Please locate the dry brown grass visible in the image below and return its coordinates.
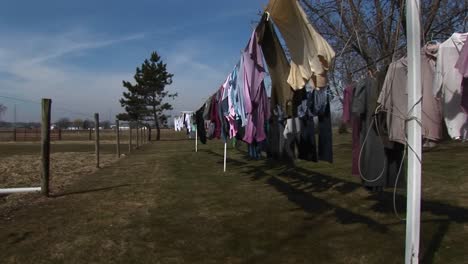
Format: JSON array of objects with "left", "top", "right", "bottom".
[{"left": 0, "top": 152, "right": 117, "bottom": 217}]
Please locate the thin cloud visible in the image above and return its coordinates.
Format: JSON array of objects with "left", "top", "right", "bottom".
[{"left": 27, "top": 33, "right": 146, "bottom": 65}]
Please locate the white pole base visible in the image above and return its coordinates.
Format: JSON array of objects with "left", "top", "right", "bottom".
[{"left": 0, "top": 187, "right": 41, "bottom": 194}]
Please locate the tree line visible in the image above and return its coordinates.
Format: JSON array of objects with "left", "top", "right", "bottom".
[
  {"left": 54, "top": 118, "right": 112, "bottom": 129},
  {"left": 0, "top": 118, "right": 113, "bottom": 129}
]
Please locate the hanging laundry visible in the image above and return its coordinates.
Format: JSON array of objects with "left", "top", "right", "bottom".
[
  {"left": 242, "top": 28, "right": 269, "bottom": 144},
  {"left": 196, "top": 105, "right": 207, "bottom": 144},
  {"left": 433, "top": 33, "right": 468, "bottom": 140},
  {"left": 297, "top": 89, "right": 318, "bottom": 162},
  {"left": 352, "top": 72, "right": 404, "bottom": 189},
  {"left": 266, "top": 0, "right": 335, "bottom": 90},
  {"left": 342, "top": 83, "right": 361, "bottom": 176},
  {"left": 256, "top": 14, "right": 295, "bottom": 117},
  {"left": 174, "top": 116, "right": 184, "bottom": 132},
  {"left": 455, "top": 40, "right": 468, "bottom": 113},
  {"left": 378, "top": 44, "right": 443, "bottom": 144},
  {"left": 236, "top": 56, "right": 248, "bottom": 127},
  {"left": 218, "top": 81, "right": 230, "bottom": 142},
  {"left": 315, "top": 88, "right": 333, "bottom": 163},
  {"left": 209, "top": 90, "right": 222, "bottom": 139},
  {"left": 455, "top": 38, "right": 468, "bottom": 77},
  {"left": 202, "top": 96, "right": 213, "bottom": 121}
]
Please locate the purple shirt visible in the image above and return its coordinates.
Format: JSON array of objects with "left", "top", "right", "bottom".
[{"left": 242, "top": 29, "right": 267, "bottom": 144}]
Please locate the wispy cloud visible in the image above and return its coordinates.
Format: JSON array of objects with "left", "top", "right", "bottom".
[
  {"left": 0, "top": 6, "right": 256, "bottom": 121},
  {"left": 28, "top": 33, "right": 146, "bottom": 65},
  {"left": 0, "top": 29, "right": 143, "bottom": 121}
]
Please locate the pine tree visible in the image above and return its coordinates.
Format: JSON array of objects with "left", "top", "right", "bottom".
[{"left": 119, "top": 52, "right": 177, "bottom": 140}]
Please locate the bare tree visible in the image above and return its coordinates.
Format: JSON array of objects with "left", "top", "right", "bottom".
[{"left": 301, "top": 0, "right": 466, "bottom": 94}]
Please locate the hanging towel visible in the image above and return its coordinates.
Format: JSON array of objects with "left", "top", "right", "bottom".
[{"left": 266, "top": 0, "right": 335, "bottom": 90}]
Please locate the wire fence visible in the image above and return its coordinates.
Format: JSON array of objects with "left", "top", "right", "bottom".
[{"left": 0, "top": 96, "right": 150, "bottom": 204}]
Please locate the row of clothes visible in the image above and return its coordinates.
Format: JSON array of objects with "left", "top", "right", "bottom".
[
  {"left": 173, "top": 112, "right": 194, "bottom": 134},
  {"left": 378, "top": 33, "right": 468, "bottom": 143},
  {"left": 342, "top": 32, "right": 468, "bottom": 190},
  {"left": 173, "top": 116, "right": 184, "bottom": 132},
  {"left": 195, "top": 0, "right": 336, "bottom": 162}
]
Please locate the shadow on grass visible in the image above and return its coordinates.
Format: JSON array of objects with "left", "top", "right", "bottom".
[
  {"left": 50, "top": 184, "right": 131, "bottom": 198},
  {"left": 202, "top": 148, "right": 468, "bottom": 263},
  {"left": 420, "top": 221, "right": 451, "bottom": 264}
]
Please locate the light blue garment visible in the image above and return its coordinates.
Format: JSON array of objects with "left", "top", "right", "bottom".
[{"left": 235, "top": 56, "right": 248, "bottom": 127}]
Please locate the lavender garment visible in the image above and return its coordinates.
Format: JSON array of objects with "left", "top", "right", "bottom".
[
  {"left": 455, "top": 41, "right": 468, "bottom": 113},
  {"left": 342, "top": 84, "right": 360, "bottom": 176},
  {"left": 342, "top": 85, "right": 354, "bottom": 124},
  {"left": 242, "top": 29, "right": 267, "bottom": 144},
  {"left": 455, "top": 40, "right": 468, "bottom": 77}
]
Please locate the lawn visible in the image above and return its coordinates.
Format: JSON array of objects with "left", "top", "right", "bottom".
[{"left": 0, "top": 130, "right": 466, "bottom": 263}]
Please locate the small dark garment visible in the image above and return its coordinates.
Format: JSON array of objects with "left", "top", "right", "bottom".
[{"left": 195, "top": 105, "right": 207, "bottom": 144}]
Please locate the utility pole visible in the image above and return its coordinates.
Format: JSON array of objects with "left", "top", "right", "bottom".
[{"left": 13, "top": 104, "right": 16, "bottom": 128}]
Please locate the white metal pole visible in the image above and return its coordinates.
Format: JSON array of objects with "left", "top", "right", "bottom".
[
  {"left": 0, "top": 187, "right": 41, "bottom": 194},
  {"left": 223, "top": 142, "right": 227, "bottom": 172},
  {"left": 195, "top": 128, "right": 198, "bottom": 152},
  {"left": 405, "top": 0, "right": 422, "bottom": 263}
]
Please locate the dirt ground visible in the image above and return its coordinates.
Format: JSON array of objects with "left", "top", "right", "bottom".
[{"left": 0, "top": 132, "right": 467, "bottom": 263}]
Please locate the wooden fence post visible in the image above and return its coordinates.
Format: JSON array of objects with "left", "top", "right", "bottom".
[
  {"left": 58, "top": 129, "right": 62, "bottom": 141},
  {"left": 148, "top": 127, "right": 151, "bottom": 142},
  {"left": 116, "top": 119, "right": 120, "bottom": 158},
  {"left": 129, "top": 123, "right": 132, "bottom": 152},
  {"left": 140, "top": 125, "right": 144, "bottom": 145},
  {"left": 136, "top": 122, "right": 140, "bottom": 149},
  {"left": 95, "top": 113, "right": 100, "bottom": 168},
  {"left": 41, "top": 98, "right": 51, "bottom": 197},
  {"left": 88, "top": 128, "right": 92, "bottom": 140},
  {"left": 13, "top": 128, "right": 16, "bottom": 141}
]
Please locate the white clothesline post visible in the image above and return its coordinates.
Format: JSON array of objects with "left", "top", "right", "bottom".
[
  {"left": 195, "top": 127, "right": 198, "bottom": 152},
  {"left": 0, "top": 187, "right": 41, "bottom": 194},
  {"left": 223, "top": 142, "right": 227, "bottom": 173},
  {"left": 405, "top": 0, "right": 422, "bottom": 263}
]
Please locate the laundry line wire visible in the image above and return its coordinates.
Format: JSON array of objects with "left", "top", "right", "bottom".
[{"left": 0, "top": 94, "right": 98, "bottom": 120}]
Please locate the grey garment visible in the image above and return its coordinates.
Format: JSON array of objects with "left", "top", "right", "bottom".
[
  {"left": 283, "top": 117, "right": 302, "bottom": 138},
  {"left": 202, "top": 96, "right": 213, "bottom": 121},
  {"left": 317, "top": 94, "right": 333, "bottom": 163},
  {"left": 312, "top": 88, "right": 328, "bottom": 115},
  {"left": 378, "top": 46, "right": 443, "bottom": 144},
  {"left": 282, "top": 117, "right": 302, "bottom": 159},
  {"left": 268, "top": 118, "right": 291, "bottom": 160},
  {"left": 256, "top": 16, "right": 295, "bottom": 117},
  {"left": 352, "top": 74, "right": 404, "bottom": 188}
]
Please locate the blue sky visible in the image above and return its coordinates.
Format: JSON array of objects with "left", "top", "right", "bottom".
[{"left": 0, "top": 0, "right": 268, "bottom": 122}]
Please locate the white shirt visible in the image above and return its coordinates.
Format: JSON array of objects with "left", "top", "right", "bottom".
[{"left": 433, "top": 33, "right": 468, "bottom": 139}]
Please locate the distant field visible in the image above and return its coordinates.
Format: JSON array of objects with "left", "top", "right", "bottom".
[
  {"left": 0, "top": 128, "right": 158, "bottom": 142},
  {"left": 0, "top": 128, "right": 189, "bottom": 189}
]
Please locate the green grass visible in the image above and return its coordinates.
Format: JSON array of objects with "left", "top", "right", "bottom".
[{"left": 0, "top": 131, "right": 467, "bottom": 263}]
